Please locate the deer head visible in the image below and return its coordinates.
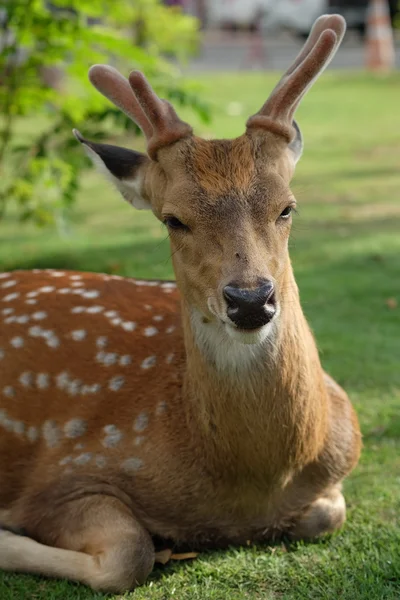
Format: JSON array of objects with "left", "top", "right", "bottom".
[{"left": 74, "top": 15, "right": 345, "bottom": 347}]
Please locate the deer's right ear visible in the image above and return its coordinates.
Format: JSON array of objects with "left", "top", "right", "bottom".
[
  {"left": 288, "top": 120, "right": 304, "bottom": 165},
  {"left": 73, "top": 130, "right": 151, "bottom": 210}
]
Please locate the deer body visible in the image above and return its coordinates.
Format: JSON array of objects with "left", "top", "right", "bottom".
[{"left": 0, "top": 15, "right": 361, "bottom": 592}]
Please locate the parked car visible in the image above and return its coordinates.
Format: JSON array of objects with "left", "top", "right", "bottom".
[{"left": 207, "top": 0, "right": 398, "bottom": 38}]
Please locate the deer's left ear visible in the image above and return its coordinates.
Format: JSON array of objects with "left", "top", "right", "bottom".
[
  {"left": 73, "top": 130, "right": 152, "bottom": 210},
  {"left": 288, "top": 120, "right": 304, "bottom": 166}
]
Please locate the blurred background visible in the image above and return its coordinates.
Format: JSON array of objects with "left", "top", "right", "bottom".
[{"left": 0, "top": 1, "right": 399, "bottom": 598}]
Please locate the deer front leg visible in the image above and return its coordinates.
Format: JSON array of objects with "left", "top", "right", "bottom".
[
  {"left": 0, "top": 496, "right": 155, "bottom": 593},
  {"left": 289, "top": 485, "right": 346, "bottom": 540},
  {"left": 285, "top": 375, "right": 361, "bottom": 541}
]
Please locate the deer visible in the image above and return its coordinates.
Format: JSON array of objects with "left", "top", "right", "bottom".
[{"left": 0, "top": 14, "right": 361, "bottom": 593}]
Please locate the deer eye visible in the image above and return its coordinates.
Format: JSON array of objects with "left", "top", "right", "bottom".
[
  {"left": 279, "top": 206, "right": 292, "bottom": 219},
  {"left": 164, "top": 216, "right": 189, "bottom": 231}
]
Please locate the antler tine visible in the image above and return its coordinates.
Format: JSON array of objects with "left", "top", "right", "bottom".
[
  {"left": 247, "top": 14, "right": 346, "bottom": 140},
  {"left": 89, "top": 65, "right": 153, "bottom": 140},
  {"left": 284, "top": 14, "right": 343, "bottom": 78},
  {"left": 128, "top": 71, "right": 193, "bottom": 160}
]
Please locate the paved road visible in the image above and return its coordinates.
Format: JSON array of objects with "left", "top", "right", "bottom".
[{"left": 186, "top": 30, "right": 400, "bottom": 72}]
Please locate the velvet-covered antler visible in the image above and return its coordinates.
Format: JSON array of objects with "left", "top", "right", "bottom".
[
  {"left": 88, "top": 65, "right": 193, "bottom": 160},
  {"left": 246, "top": 14, "right": 346, "bottom": 142}
]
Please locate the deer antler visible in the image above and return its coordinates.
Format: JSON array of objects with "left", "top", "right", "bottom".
[
  {"left": 246, "top": 14, "right": 346, "bottom": 142},
  {"left": 89, "top": 65, "right": 193, "bottom": 160}
]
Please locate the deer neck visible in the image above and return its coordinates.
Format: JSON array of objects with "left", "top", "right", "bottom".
[{"left": 180, "top": 267, "right": 328, "bottom": 481}]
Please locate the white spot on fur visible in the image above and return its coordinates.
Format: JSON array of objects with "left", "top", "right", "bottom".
[
  {"left": 64, "top": 418, "right": 87, "bottom": 438},
  {"left": 1, "top": 308, "right": 14, "bottom": 315},
  {"left": 0, "top": 273, "right": 10, "bottom": 279},
  {"left": 46, "top": 333, "right": 60, "bottom": 348},
  {"left": 56, "top": 371, "right": 69, "bottom": 390},
  {"left": 96, "top": 351, "right": 117, "bottom": 366},
  {"left": 67, "top": 379, "right": 81, "bottom": 396},
  {"left": 29, "top": 325, "right": 42, "bottom": 337},
  {"left": 161, "top": 282, "right": 176, "bottom": 289},
  {"left": 71, "top": 306, "right": 85, "bottom": 314},
  {"left": 153, "top": 315, "right": 163, "bottom": 322},
  {"left": 121, "top": 457, "right": 143, "bottom": 473},
  {"left": 13, "top": 421, "right": 25, "bottom": 435},
  {"left": 82, "top": 290, "right": 100, "bottom": 299},
  {"left": 27, "top": 426, "right": 39, "bottom": 442},
  {"left": 25, "top": 299, "right": 37, "bottom": 305},
  {"left": 0, "top": 348, "right": 4, "bottom": 361},
  {"left": 71, "top": 329, "right": 86, "bottom": 341},
  {"left": 2, "top": 292, "right": 20, "bottom": 302},
  {"left": 15, "top": 315, "right": 29, "bottom": 324},
  {"left": 166, "top": 353, "right": 174, "bottom": 364},
  {"left": 0, "top": 409, "right": 13, "bottom": 431},
  {"left": 71, "top": 281, "right": 84, "bottom": 288},
  {"left": 3, "top": 386, "right": 15, "bottom": 398},
  {"left": 59, "top": 456, "right": 72, "bottom": 466},
  {"left": 108, "top": 375, "right": 124, "bottom": 391},
  {"left": 102, "top": 424, "right": 123, "bottom": 448},
  {"left": 58, "top": 288, "right": 71, "bottom": 295},
  {"left": 38, "top": 286, "right": 55, "bottom": 293},
  {"left": 87, "top": 305, "right": 104, "bottom": 314},
  {"left": 42, "top": 420, "right": 60, "bottom": 448},
  {"left": 49, "top": 271, "right": 66, "bottom": 277},
  {"left": 70, "top": 274, "right": 82, "bottom": 280},
  {"left": 144, "top": 326, "right": 158, "bottom": 337},
  {"left": 26, "top": 291, "right": 38, "bottom": 298},
  {"left": 166, "top": 326, "right": 175, "bottom": 334},
  {"left": 141, "top": 356, "right": 156, "bottom": 369},
  {"left": 74, "top": 452, "right": 92, "bottom": 465},
  {"left": 104, "top": 310, "right": 118, "bottom": 318},
  {"left": 133, "top": 412, "right": 149, "bottom": 433},
  {"left": 134, "top": 436, "right": 145, "bottom": 446},
  {"left": 10, "top": 336, "right": 24, "bottom": 348},
  {"left": 19, "top": 372, "right": 33, "bottom": 387},
  {"left": 1, "top": 280, "right": 16, "bottom": 288},
  {"left": 111, "top": 317, "right": 122, "bottom": 326},
  {"left": 32, "top": 311, "right": 47, "bottom": 320},
  {"left": 36, "top": 373, "right": 49, "bottom": 389},
  {"left": 119, "top": 355, "right": 131, "bottom": 366},
  {"left": 81, "top": 383, "right": 101, "bottom": 395},
  {"left": 96, "top": 336, "right": 108, "bottom": 348},
  {"left": 122, "top": 321, "right": 136, "bottom": 332}
]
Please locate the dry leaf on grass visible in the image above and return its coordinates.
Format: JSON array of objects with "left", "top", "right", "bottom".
[
  {"left": 170, "top": 552, "right": 199, "bottom": 561},
  {"left": 386, "top": 297, "right": 398, "bottom": 309}
]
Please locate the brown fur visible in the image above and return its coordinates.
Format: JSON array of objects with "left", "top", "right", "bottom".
[
  {"left": 0, "top": 14, "right": 361, "bottom": 593},
  {"left": 191, "top": 136, "right": 256, "bottom": 196}
]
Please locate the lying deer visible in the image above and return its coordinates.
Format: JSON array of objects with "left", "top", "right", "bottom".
[{"left": 0, "top": 14, "right": 361, "bottom": 593}]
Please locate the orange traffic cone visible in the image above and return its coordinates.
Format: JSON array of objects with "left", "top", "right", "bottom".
[{"left": 365, "top": 0, "right": 395, "bottom": 72}]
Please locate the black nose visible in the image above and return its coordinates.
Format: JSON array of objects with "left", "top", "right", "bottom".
[{"left": 223, "top": 280, "right": 276, "bottom": 330}]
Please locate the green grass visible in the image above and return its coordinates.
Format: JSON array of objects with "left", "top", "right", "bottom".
[{"left": 1, "top": 72, "right": 400, "bottom": 599}]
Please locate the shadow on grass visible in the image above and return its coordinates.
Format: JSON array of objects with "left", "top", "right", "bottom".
[{"left": 0, "top": 237, "right": 173, "bottom": 279}]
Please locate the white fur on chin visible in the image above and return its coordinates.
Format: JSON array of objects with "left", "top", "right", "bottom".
[
  {"left": 225, "top": 322, "right": 273, "bottom": 345},
  {"left": 191, "top": 308, "right": 278, "bottom": 372}
]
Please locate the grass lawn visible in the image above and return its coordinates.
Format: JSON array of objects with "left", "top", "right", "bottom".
[{"left": 0, "top": 71, "right": 399, "bottom": 599}]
